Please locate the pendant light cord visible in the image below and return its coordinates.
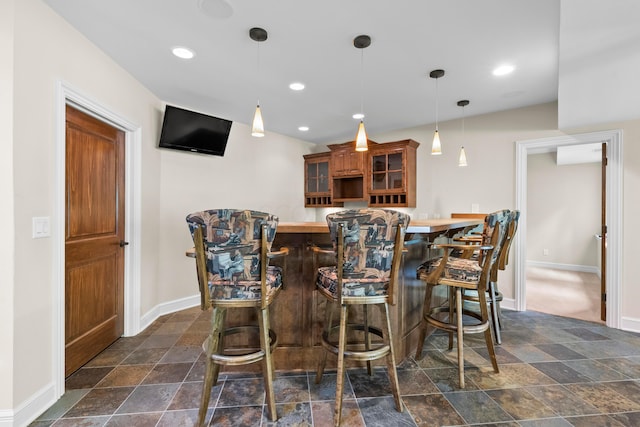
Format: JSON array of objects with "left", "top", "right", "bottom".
[
  {"left": 435, "top": 77, "right": 439, "bottom": 131},
  {"left": 462, "top": 103, "right": 465, "bottom": 138},
  {"left": 360, "top": 48, "right": 364, "bottom": 117},
  {"left": 256, "top": 41, "right": 261, "bottom": 104}
]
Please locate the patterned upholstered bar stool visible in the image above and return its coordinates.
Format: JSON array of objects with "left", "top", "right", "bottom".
[
  {"left": 314, "top": 209, "right": 409, "bottom": 426},
  {"left": 415, "top": 211, "right": 505, "bottom": 388},
  {"left": 186, "top": 209, "right": 288, "bottom": 426},
  {"left": 463, "top": 210, "right": 520, "bottom": 344},
  {"left": 456, "top": 210, "right": 512, "bottom": 344}
]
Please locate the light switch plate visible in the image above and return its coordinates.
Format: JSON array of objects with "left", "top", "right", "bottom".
[
  {"left": 32, "top": 216, "right": 51, "bottom": 238},
  {"left": 471, "top": 203, "right": 480, "bottom": 213}
]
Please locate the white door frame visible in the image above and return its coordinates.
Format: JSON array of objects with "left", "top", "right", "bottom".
[
  {"left": 53, "top": 81, "right": 142, "bottom": 397},
  {"left": 514, "top": 129, "right": 622, "bottom": 329}
]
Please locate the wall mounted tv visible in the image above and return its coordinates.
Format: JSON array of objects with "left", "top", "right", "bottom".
[{"left": 158, "top": 105, "right": 233, "bottom": 156}]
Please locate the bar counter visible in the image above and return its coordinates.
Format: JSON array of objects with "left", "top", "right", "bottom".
[{"left": 192, "top": 218, "right": 482, "bottom": 372}]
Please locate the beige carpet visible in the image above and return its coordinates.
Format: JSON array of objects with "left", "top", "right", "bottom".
[{"left": 526, "top": 266, "right": 604, "bottom": 324}]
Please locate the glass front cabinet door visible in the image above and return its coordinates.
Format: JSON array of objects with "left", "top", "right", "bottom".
[
  {"left": 368, "top": 139, "right": 419, "bottom": 207},
  {"left": 303, "top": 152, "right": 334, "bottom": 207}
]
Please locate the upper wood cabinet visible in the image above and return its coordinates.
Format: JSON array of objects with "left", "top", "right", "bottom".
[
  {"left": 303, "top": 139, "right": 418, "bottom": 208},
  {"left": 367, "top": 139, "right": 419, "bottom": 207},
  {"left": 303, "top": 152, "right": 336, "bottom": 207},
  {"left": 328, "top": 140, "right": 369, "bottom": 177},
  {"left": 327, "top": 140, "right": 378, "bottom": 202}
]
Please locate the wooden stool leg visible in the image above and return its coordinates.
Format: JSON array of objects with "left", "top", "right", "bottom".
[
  {"left": 488, "top": 282, "right": 502, "bottom": 344},
  {"left": 415, "top": 283, "right": 434, "bottom": 360},
  {"left": 382, "top": 302, "right": 403, "bottom": 412},
  {"left": 316, "top": 299, "right": 334, "bottom": 384},
  {"left": 258, "top": 306, "right": 277, "bottom": 421},
  {"left": 455, "top": 287, "right": 465, "bottom": 388},
  {"left": 449, "top": 286, "right": 456, "bottom": 351},
  {"left": 211, "top": 309, "right": 226, "bottom": 386},
  {"left": 478, "top": 288, "right": 499, "bottom": 373},
  {"left": 364, "top": 304, "right": 373, "bottom": 376},
  {"left": 334, "top": 304, "right": 348, "bottom": 427},
  {"left": 198, "top": 307, "right": 224, "bottom": 426}
]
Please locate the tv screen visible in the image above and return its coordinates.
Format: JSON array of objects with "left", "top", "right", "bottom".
[{"left": 158, "top": 105, "right": 232, "bottom": 156}]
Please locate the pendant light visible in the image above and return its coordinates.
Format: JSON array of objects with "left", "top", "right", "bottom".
[
  {"left": 457, "top": 100, "right": 469, "bottom": 167},
  {"left": 354, "top": 35, "right": 371, "bottom": 152},
  {"left": 429, "top": 69, "right": 445, "bottom": 155},
  {"left": 250, "top": 27, "right": 267, "bottom": 137}
]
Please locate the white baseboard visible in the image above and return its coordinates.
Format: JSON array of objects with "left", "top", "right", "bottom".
[
  {"left": 621, "top": 316, "right": 640, "bottom": 333},
  {"left": 6, "top": 382, "right": 57, "bottom": 427},
  {"left": 137, "top": 294, "right": 201, "bottom": 335},
  {"left": 501, "top": 297, "right": 517, "bottom": 311},
  {"left": 0, "top": 410, "right": 13, "bottom": 427},
  {"left": 526, "top": 260, "right": 599, "bottom": 275}
]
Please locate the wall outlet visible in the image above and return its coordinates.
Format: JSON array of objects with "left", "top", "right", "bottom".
[
  {"left": 471, "top": 203, "right": 480, "bottom": 213},
  {"left": 543, "top": 248, "right": 549, "bottom": 256}
]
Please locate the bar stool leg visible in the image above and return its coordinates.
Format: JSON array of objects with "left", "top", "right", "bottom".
[
  {"left": 382, "top": 302, "right": 402, "bottom": 412},
  {"left": 448, "top": 287, "right": 456, "bottom": 350},
  {"left": 334, "top": 304, "right": 348, "bottom": 427},
  {"left": 198, "top": 307, "right": 224, "bottom": 426},
  {"left": 316, "top": 300, "right": 334, "bottom": 383},
  {"left": 478, "top": 288, "right": 500, "bottom": 373},
  {"left": 364, "top": 304, "right": 373, "bottom": 376},
  {"left": 488, "top": 282, "right": 502, "bottom": 344},
  {"left": 258, "top": 306, "right": 277, "bottom": 421},
  {"left": 455, "top": 287, "right": 465, "bottom": 388},
  {"left": 415, "top": 282, "right": 435, "bottom": 360},
  {"left": 211, "top": 309, "right": 226, "bottom": 386}
]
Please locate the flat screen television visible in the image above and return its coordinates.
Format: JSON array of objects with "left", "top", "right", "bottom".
[{"left": 158, "top": 105, "right": 232, "bottom": 156}]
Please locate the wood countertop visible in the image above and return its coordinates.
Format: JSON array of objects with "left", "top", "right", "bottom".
[{"left": 278, "top": 218, "right": 482, "bottom": 234}]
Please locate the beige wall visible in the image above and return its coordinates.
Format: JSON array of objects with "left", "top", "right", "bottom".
[
  {"left": 0, "top": 0, "right": 16, "bottom": 410},
  {"left": 527, "top": 152, "right": 600, "bottom": 266}
]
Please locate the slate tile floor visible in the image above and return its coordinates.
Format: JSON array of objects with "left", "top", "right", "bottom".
[{"left": 31, "top": 308, "right": 640, "bottom": 426}]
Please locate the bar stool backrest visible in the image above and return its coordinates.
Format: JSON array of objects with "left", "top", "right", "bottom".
[
  {"left": 326, "top": 209, "right": 409, "bottom": 304},
  {"left": 186, "top": 209, "right": 279, "bottom": 308}
]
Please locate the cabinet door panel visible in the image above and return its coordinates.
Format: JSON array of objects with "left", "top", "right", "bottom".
[{"left": 318, "top": 162, "right": 329, "bottom": 192}]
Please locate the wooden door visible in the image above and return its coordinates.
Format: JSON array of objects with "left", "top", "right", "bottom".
[
  {"left": 600, "top": 142, "right": 607, "bottom": 321},
  {"left": 65, "top": 105, "right": 125, "bottom": 376}
]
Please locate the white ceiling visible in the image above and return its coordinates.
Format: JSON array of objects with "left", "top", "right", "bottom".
[{"left": 42, "top": 0, "right": 561, "bottom": 144}]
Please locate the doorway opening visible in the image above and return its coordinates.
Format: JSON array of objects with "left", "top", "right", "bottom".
[{"left": 514, "top": 130, "right": 622, "bottom": 328}]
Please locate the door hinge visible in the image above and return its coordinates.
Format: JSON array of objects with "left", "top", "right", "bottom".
[{"left": 601, "top": 292, "right": 607, "bottom": 303}]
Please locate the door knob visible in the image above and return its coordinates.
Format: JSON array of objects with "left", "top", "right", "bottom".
[{"left": 119, "top": 240, "right": 130, "bottom": 247}]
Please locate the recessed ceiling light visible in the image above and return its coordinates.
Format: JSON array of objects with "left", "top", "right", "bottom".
[
  {"left": 493, "top": 64, "right": 514, "bottom": 76},
  {"left": 172, "top": 47, "right": 195, "bottom": 59},
  {"left": 352, "top": 113, "right": 364, "bottom": 120},
  {"left": 298, "top": 126, "right": 309, "bottom": 131},
  {"left": 289, "top": 82, "right": 305, "bottom": 91}
]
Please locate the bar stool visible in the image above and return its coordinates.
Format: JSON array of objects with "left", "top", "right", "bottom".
[
  {"left": 415, "top": 211, "right": 504, "bottom": 388},
  {"left": 461, "top": 210, "right": 520, "bottom": 344},
  {"left": 186, "top": 209, "right": 288, "bottom": 426},
  {"left": 455, "top": 210, "right": 512, "bottom": 344},
  {"left": 314, "top": 209, "right": 409, "bottom": 426}
]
